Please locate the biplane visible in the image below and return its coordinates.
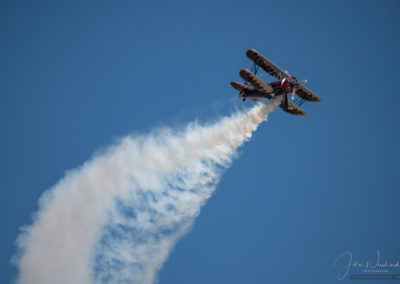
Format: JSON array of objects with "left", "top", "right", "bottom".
[{"left": 230, "top": 49, "right": 321, "bottom": 115}]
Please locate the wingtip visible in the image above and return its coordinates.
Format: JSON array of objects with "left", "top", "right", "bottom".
[
  {"left": 246, "top": 48, "right": 257, "bottom": 55},
  {"left": 239, "top": 68, "right": 250, "bottom": 75},
  {"left": 230, "top": 81, "right": 240, "bottom": 89}
]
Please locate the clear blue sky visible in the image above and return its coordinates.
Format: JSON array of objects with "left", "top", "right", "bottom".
[{"left": 1, "top": 1, "right": 399, "bottom": 283}]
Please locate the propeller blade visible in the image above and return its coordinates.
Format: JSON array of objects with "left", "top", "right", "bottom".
[{"left": 291, "top": 86, "right": 296, "bottom": 100}]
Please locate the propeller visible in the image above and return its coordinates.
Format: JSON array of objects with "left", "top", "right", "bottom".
[
  {"left": 291, "top": 86, "right": 296, "bottom": 100},
  {"left": 290, "top": 79, "right": 307, "bottom": 100},
  {"left": 281, "top": 70, "right": 308, "bottom": 104}
]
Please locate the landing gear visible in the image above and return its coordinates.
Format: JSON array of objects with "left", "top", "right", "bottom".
[
  {"left": 284, "top": 94, "right": 288, "bottom": 109},
  {"left": 242, "top": 98, "right": 246, "bottom": 102}
]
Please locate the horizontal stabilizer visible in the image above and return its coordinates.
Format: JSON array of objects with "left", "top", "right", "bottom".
[
  {"left": 230, "top": 81, "right": 251, "bottom": 92},
  {"left": 231, "top": 81, "right": 272, "bottom": 99}
]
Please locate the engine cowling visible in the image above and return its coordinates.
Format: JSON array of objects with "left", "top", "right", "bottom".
[{"left": 281, "top": 78, "right": 292, "bottom": 94}]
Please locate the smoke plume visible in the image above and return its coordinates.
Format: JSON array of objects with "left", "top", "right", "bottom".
[{"left": 12, "top": 99, "right": 281, "bottom": 284}]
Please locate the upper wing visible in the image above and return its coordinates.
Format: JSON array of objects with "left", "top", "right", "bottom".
[
  {"left": 279, "top": 101, "right": 306, "bottom": 116},
  {"left": 246, "top": 49, "right": 289, "bottom": 80},
  {"left": 295, "top": 85, "right": 321, "bottom": 102},
  {"left": 239, "top": 69, "right": 273, "bottom": 94}
]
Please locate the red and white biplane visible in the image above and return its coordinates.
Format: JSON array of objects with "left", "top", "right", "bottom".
[{"left": 231, "top": 49, "right": 321, "bottom": 115}]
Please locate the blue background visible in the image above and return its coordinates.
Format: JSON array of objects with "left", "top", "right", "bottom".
[{"left": 1, "top": 1, "right": 399, "bottom": 283}]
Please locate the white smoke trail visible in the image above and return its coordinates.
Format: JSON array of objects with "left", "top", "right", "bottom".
[{"left": 12, "top": 99, "right": 281, "bottom": 284}]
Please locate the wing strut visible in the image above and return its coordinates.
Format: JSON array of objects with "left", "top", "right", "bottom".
[
  {"left": 294, "top": 97, "right": 306, "bottom": 107},
  {"left": 251, "top": 63, "right": 259, "bottom": 75}
]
